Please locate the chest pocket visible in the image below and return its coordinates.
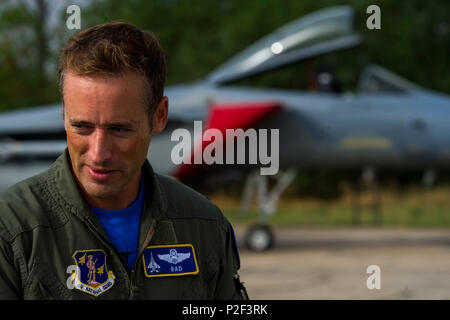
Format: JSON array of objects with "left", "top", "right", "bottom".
[
  {"left": 23, "top": 257, "right": 73, "bottom": 300},
  {"left": 180, "top": 253, "right": 219, "bottom": 299},
  {"left": 137, "top": 249, "right": 219, "bottom": 299}
]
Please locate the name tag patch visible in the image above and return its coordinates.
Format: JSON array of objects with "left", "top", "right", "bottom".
[{"left": 142, "top": 244, "right": 199, "bottom": 277}]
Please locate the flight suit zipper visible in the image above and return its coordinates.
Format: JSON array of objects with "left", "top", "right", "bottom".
[
  {"left": 84, "top": 216, "right": 132, "bottom": 297},
  {"left": 130, "top": 269, "right": 136, "bottom": 293},
  {"left": 129, "top": 219, "right": 157, "bottom": 299},
  {"left": 85, "top": 216, "right": 157, "bottom": 299}
]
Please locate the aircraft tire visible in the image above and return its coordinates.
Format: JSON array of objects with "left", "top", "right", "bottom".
[{"left": 245, "top": 224, "right": 274, "bottom": 252}]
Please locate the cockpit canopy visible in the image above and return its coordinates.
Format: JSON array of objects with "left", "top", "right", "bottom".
[{"left": 206, "top": 5, "right": 362, "bottom": 85}]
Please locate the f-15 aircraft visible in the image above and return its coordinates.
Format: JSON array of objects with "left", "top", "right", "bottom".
[{"left": 1, "top": 6, "right": 449, "bottom": 250}]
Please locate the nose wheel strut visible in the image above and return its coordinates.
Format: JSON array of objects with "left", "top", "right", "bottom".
[{"left": 240, "top": 168, "right": 297, "bottom": 251}]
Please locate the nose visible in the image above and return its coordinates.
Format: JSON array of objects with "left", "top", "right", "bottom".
[{"left": 88, "top": 129, "right": 112, "bottom": 165}]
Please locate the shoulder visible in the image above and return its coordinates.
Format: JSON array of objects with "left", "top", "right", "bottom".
[
  {"left": 0, "top": 170, "right": 53, "bottom": 241},
  {"left": 154, "top": 173, "right": 225, "bottom": 223}
]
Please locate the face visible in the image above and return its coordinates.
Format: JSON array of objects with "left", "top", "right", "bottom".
[{"left": 63, "top": 71, "right": 168, "bottom": 209}]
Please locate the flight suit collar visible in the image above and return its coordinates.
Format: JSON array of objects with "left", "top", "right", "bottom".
[
  {"left": 138, "top": 155, "right": 173, "bottom": 246},
  {"left": 49, "top": 149, "right": 91, "bottom": 220},
  {"left": 49, "top": 149, "right": 169, "bottom": 229}
]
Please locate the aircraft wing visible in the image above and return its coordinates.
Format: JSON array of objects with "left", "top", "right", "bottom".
[
  {"left": 0, "top": 103, "right": 63, "bottom": 135},
  {"left": 0, "top": 104, "right": 65, "bottom": 162}
]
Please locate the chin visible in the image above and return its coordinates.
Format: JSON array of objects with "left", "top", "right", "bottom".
[{"left": 83, "top": 182, "right": 120, "bottom": 200}]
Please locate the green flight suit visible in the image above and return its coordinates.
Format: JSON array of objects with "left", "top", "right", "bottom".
[{"left": 0, "top": 150, "right": 247, "bottom": 299}]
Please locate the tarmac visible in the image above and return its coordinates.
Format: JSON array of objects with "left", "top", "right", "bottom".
[{"left": 234, "top": 227, "right": 450, "bottom": 299}]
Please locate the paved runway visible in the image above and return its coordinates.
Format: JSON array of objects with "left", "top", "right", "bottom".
[{"left": 234, "top": 227, "right": 450, "bottom": 299}]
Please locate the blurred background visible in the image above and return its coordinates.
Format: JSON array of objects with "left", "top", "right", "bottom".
[
  {"left": 1, "top": 0, "right": 449, "bottom": 111},
  {"left": 1, "top": 0, "right": 450, "bottom": 299}
]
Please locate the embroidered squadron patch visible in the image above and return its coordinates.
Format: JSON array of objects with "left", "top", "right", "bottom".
[
  {"left": 72, "top": 249, "right": 115, "bottom": 296},
  {"left": 142, "top": 244, "right": 199, "bottom": 277}
]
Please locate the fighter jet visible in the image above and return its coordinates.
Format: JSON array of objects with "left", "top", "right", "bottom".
[{"left": 1, "top": 6, "right": 449, "bottom": 250}]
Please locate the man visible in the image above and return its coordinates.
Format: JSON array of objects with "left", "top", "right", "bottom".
[
  {"left": 86, "top": 255, "right": 98, "bottom": 285},
  {"left": 0, "top": 22, "right": 248, "bottom": 299}
]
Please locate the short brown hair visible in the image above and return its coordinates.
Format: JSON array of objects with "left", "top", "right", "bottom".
[{"left": 58, "top": 22, "right": 166, "bottom": 124}]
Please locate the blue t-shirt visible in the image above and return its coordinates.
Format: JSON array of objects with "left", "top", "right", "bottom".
[{"left": 90, "top": 174, "right": 144, "bottom": 269}]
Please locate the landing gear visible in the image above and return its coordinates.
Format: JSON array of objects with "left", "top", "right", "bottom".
[
  {"left": 245, "top": 224, "right": 274, "bottom": 252},
  {"left": 422, "top": 168, "right": 436, "bottom": 188},
  {"left": 351, "top": 166, "right": 382, "bottom": 225},
  {"left": 240, "top": 168, "right": 298, "bottom": 251}
]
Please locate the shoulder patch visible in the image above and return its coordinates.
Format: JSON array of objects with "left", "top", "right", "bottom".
[{"left": 72, "top": 249, "right": 115, "bottom": 297}]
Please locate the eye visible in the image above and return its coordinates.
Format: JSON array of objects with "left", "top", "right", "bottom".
[
  {"left": 112, "top": 127, "right": 129, "bottom": 133},
  {"left": 72, "top": 123, "right": 88, "bottom": 130},
  {"left": 71, "top": 123, "right": 93, "bottom": 134},
  {"left": 109, "top": 127, "right": 133, "bottom": 136}
]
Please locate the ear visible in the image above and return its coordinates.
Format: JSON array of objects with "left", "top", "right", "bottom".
[{"left": 151, "top": 96, "right": 168, "bottom": 134}]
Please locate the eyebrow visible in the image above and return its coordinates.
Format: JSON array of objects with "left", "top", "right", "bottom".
[{"left": 69, "top": 119, "right": 137, "bottom": 128}]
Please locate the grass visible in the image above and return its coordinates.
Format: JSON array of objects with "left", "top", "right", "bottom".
[{"left": 210, "top": 185, "right": 450, "bottom": 228}]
